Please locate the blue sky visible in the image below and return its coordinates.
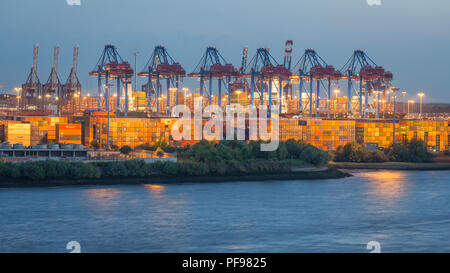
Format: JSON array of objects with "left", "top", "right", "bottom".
[{"left": 0, "top": 0, "right": 449, "bottom": 102}]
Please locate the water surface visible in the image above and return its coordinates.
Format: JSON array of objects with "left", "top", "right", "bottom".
[{"left": 1, "top": 170, "right": 449, "bottom": 253}]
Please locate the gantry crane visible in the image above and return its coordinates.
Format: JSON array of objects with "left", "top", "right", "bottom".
[
  {"left": 43, "top": 46, "right": 62, "bottom": 112},
  {"left": 241, "top": 48, "right": 291, "bottom": 116},
  {"left": 62, "top": 46, "right": 81, "bottom": 101},
  {"left": 138, "top": 46, "right": 185, "bottom": 115},
  {"left": 340, "top": 50, "right": 393, "bottom": 118},
  {"left": 291, "top": 49, "right": 342, "bottom": 117},
  {"left": 61, "top": 46, "right": 82, "bottom": 116},
  {"left": 89, "top": 44, "right": 133, "bottom": 116},
  {"left": 189, "top": 47, "right": 238, "bottom": 108},
  {"left": 21, "top": 45, "right": 42, "bottom": 110}
]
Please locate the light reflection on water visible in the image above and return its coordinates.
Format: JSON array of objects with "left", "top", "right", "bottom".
[
  {"left": 84, "top": 188, "right": 122, "bottom": 207},
  {"left": 1, "top": 171, "right": 450, "bottom": 253},
  {"left": 357, "top": 170, "right": 408, "bottom": 199}
]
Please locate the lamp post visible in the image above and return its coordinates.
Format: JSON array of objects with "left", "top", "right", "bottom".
[
  {"left": 418, "top": 92, "right": 425, "bottom": 118},
  {"left": 391, "top": 86, "right": 399, "bottom": 144},
  {"left": 14, "top": 87, "right": 22, "bottom": 110},
  {"left": 134, "top": 52, "right": 139, "bottom": 92},
  {"left": 104, "top": 84, "right": 112, "bottom": 151},
  {"left": 402, "top": 91, "right": 406, "bottom": 113},
  {"left": 409, "top": 100, "right": 415, "bottom": 115}
]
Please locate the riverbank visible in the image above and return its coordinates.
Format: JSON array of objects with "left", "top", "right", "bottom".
[
  {"left": 0, "top": 168, "right": 350, "bottom": 188},
  {"left": 329, "top": 161, "right": 450, "bottom": 170}
]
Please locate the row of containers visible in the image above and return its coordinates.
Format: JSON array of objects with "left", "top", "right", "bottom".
[
  {"left": 0, "top": 118, "right": 82, "bottom": 147},
  {"left": 83, "top": 115, "right": 449, "bottom": 151},
  {"left": 1, "top": 114, "right": 449, "bottom": 151}
]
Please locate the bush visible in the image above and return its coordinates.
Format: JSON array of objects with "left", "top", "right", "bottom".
[
  {"left": 388, "top": 139, "right": 432, "bottom": 163},
  {"left": 103, "top": 161, "right": 128, "bottom": 177},
  {"left": 119, "top": 145, "right": 133, "bottom": 155},
  {"left": 334, "top": 142, "right": 388, "bottom": 163},
  {"left": 364, "top": 150, "right": 388, "bottom": 163},
  {"left": 20, "top": 162, "right": 45, "bottom": 181},
  {"left": 178, "top": 140, "right": 330, "bottom": 167}
]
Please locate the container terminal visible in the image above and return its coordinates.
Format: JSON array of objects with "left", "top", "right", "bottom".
[{"left": 0, "top": 41, "right": 448, "bottom": 160}]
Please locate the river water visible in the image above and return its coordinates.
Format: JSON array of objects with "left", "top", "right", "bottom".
[{"left": 1, "top": 170, "right": 450, "bottom": 253}]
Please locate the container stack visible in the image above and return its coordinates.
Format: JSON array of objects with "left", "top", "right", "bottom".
[
  {"left": 285, "top": 99, "right": 299, "bottom": 114},
  {"left": 20, "top": 116, "right": 69, "bottom": 145},
  {"left": 302, "top": 119, "right": 356, "bottom": 151},
  {"left": 398, "top": 120, "right": 449, "bottom": 151},
  {"left": 0, "top": 123, "right": 31, "bottom": 147},
  {"left": 132, "top": 91, "right": 147, "bottom": 112},
  {"left": 56, "top": 124, "right": 82, "bottom": 145},
  {"left": 279, "top": 118, "right": 304, "bottom": 142},
  {"left": 355, "top": 120, "right": 399, "bottom": 149},
  {"left": 85, "top": 116, "right": 176, "bottom": 149}
]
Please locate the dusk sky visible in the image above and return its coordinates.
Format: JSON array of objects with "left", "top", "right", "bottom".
[{"left": 0, "top": 0, "right": 449, "bottom": 102}]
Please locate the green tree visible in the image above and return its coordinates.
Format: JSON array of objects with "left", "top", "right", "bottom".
[{"left": 120, "top": 145, "right": 133, "bottom": 155}]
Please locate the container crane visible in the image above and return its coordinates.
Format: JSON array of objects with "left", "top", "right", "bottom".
[
  {"left": 291, "top": 49, "right": 341, "bottom": 117},
  {"left": 62, "top": 46, "right": 82, "bottom": 115},
  {"left": 62, "top": 46, "right": 81, "bottom": 100},
  {"left": 242, "top": 47, "right": 291, "bottom": 116},
  {"left": 89, "top": 44, "right": 133, "bottom": 116},
  {"left": 43, "top": 46, "right": 62, "bottom": 112},
  {"left": 340, "top": 50, "right": 393, "bottom": 118},
  {"left": 21, "top": 45, "right": 42, "bottom": 110},
  {"left": 138, "top": 46, "right": 185, "bottom": 115},
  {"left": 188, "top": 47, "right": 238, "bottom": 108}
]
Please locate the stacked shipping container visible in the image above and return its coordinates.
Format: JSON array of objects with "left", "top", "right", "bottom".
[
  {"left": 398, "top": 120, "right": 449, "bottom": 151},
  {"left": 56, "top": 124, "right": 82, "bottom": 145},
  {"left": 355, "top": 120, "right": 399, "bottom": 149},
  {"left": 84, "top": 116, "right": 176, "bottom": 148},
  {"left": 302, "top": 119, "right": 356, "bottom": 151},
  {"left": 20, "top": 116, "right": 69, "bottom": 145},
  {"left": 0, "top": 123, "right": 31, "bottom": 146}
]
